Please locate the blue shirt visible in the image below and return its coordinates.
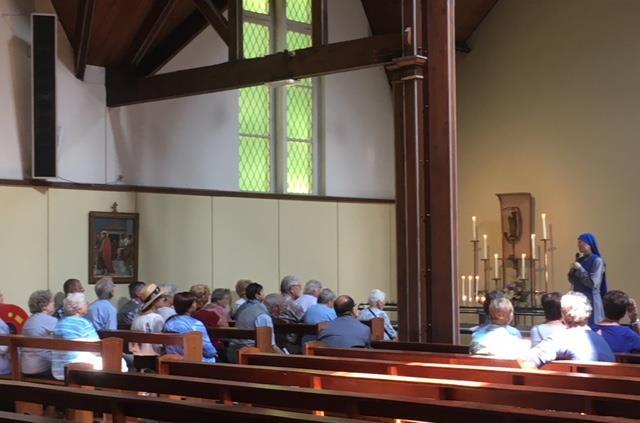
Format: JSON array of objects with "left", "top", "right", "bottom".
[
  {"left": 530, "top": 323, "right": 565, "bottom": 346},
  {"left": 473, "top": 323, "right": 522, "bottom": 338},
  {"left": 525, "top": 326, "right": 615, "bottom": 368},
  {"left": 302, "top": 304, "right": 337, "bottom": 344},
  {"left": 470, "top": 324, "right": 527, "bottom": 358},
  {"left": 592, "top": 324, "right": 640, "bottom": 353},
  {"left": 318, "top": 315, "right": 371, "bottom": 348},
  {"left": 21, "top": 312, "right": 58, "bottom": 374},
  {"left": 358, "top": 307, "right": 397, "bottom": 340},
  {"left": 52, "top": 316, "right": 100, "bottom": 380},
  {"left": 163, "top": 315, "right": 217, "bottom": 362},
  {"left": 88, "top": 299, "right": 117, "bottom": 331},
  {"left": 0, "top": 319, "right": 10, "bottom": 375}
]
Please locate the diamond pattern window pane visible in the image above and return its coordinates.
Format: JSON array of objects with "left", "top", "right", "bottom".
[
  {"left": 240, "top": 136, "right": 271, "bottom": 191},
  {"left": 287, "top": 141, "right": 312, "bottom": 193},
  {"left": 243, "top": 0, "right": 270, "bottom": 14},
  {"left": 243, "top": 22, "right": 270, "bottom": 59},
  {"left": 287, "top": 86, "right": 312, "bottom": 141},
  {"left": 286, "top": 0, "right": 311, "bottom": 24},
  {"left": 240, "top": 86, "right": 270, "bottom": 136},
  {"left": 287, "top": 30, "right": 311, "bottom": 51}
]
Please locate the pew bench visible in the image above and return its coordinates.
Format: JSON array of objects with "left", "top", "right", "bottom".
[
  {"left": 371, "top": 340, "right": 469, "bottom": 354},
  {"left": 0, "top": 378, "right": 354, "bottom": 423},
  {"left": 306, "top": 343, "right": 640, "bottom": 377},
  {"left": 238, "top": 350, "right": 640, "bottom": 395},
  {"left": 207, "top": 326, "right": 273, "bottom": 352},
  {"left": 99, "top": 329, "right": 203, "bottom": 361},
  {"left": 153, "top": 357, "right": 640, "bottom": 419},
  {"left": 66, "top": 366, "right": 631, "bottom": 423}
]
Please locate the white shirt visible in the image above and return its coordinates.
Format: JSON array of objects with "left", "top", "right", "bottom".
[
  {"left": 130, "top": 312, "right": 164, "bottom": 356},
  {"left": 295, "top": 294, "right": 317, "bottom": 313}
]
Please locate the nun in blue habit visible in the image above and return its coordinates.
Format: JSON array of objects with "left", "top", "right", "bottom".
[{"left": 568, "top": 233, "right": 608, "bottom": 325}]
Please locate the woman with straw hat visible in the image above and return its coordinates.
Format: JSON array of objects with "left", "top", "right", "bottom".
[{"left": 130, "top": 283, "right": 166, "bottom": 371}]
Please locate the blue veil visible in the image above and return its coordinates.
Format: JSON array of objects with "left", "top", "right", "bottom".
[{"left": 578, "top": 233, "right": 608, "bottom": 297}]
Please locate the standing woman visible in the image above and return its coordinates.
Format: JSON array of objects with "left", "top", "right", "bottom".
[{"left": 568, "top": 233, "right": 608, "bottom": 325}]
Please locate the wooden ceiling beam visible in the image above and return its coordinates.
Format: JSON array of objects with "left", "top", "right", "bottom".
[
  {"left": 73, "top": 0, "right": 96, "bottom": 80},
  {"left": 228, "top": 0, "right": 243, "bottom": 61},
  {"left": 136, "top": 11, "right": 208, "bottom": 76},
  {"left": 312, "top": 0, "right": 327, "bottom": 47},
  {"left": 126, "top": 0, "right": 177, "bottom": 66},
  {"left": 107, "top": 32, "right": 402, "bottom": 107},
  {"left": 192, "top": 0, "right": 230, "bottom": 45}
]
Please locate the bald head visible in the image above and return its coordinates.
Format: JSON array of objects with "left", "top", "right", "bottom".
[{"left": 334, "top": 295, "right": 355, "bottom": 317}]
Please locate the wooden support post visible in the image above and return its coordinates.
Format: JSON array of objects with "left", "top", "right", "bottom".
[
  {"left": 73, "top": 0, "right": 96, "bottom": 80},
  {"left": 255, "top": 326, "right": 273, "bottom": 353},
  {"left": 311, "top": 0, "right": 327, "bottom": 47},
  {"left": 182, "top": 331, "right": 203, "bottom": 362},
  {"left": 100, "top": 337, "right": 123, "bottom": 372},
  {"left": 228, "top": 0, "right": 243, "bottom": 61}
]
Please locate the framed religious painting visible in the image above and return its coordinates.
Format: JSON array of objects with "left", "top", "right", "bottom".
[{"left": 88, "top": 211, "right": 139, "bottom": 284}]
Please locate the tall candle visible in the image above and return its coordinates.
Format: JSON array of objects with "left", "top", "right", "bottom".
[
  {"left": 468, "top": 275, "right": 473, "bottom": 305},
  {"left": 541, "top": 213, "right": 548, "bottom": 239},
  {"left": 472, "top": 216, "right": 478, "bottom": 240},
  {"left": 475, "top": 275, "right": 480, "bottom": 301},
  {"left": 494, "top": 254, "right": 499, "bottom": 279},
  {"left": 521, "top": 253, "right": 526, "bottom": 279},
  {"left": 531, "top": 234, "right": 537, "bottom": 260},
  {"left": 482, "top": 234, "right": 488, "bottom": 259},
  {"left": 461, "top": 276, "right": 466, "bottom": 302}
]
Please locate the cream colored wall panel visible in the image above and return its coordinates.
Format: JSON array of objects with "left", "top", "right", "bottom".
[
  {"left": 389, "top": 204, "right": 397, "bottom": 302},
  {"left": 0, "top": 186, "right": 47, "bottom": 311},
  {"left": 212, "top": 197, "right": 279, "bottom": 294},
  {"left": 48, "top": 189, "right": 135, "bottom": 305},
  {"left": 338, "top": 203, "right": 392, "bottom": 304},
  {"left": 279, "top": 201, "right": 338, "bottom": 293},
  {"left": 136, "top": 193, "right": 212, "bottom": 291}
]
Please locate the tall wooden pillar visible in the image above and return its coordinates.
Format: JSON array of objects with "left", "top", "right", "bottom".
[{"left": 389, "top": 0, "right": 458, "bottom": 343}]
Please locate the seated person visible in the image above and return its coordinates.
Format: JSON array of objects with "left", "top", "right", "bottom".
[
  {"left": 87, "top": 277, "right": 117, "bottom": 331},
  {"left": 280, "top": 275, "right": 305, "bottom": 322},
  {"left": 156, "top": 284, "right": 177, "bottom": 321},
  {"left": 270, "top": 293, "right": 303, "bottom": 354},
  {"left": 530, "top": 292, "right": 565, "bottom": 346},
  {"left": 163, "top": 292, "right": 217, "bottom": 363},
  {"left": 192, "top": 284, "right": 220, "bottom": 328},
  {"left": 470, "top": 296, "right": 528, "bottom": 358},
  {"left": 296, "top": 280, "right": 322, "bottom": 313},
  {"left": 21, "top": 290, "right": 57, "bottom": 378},
  {"left": 208, "top": 288, "right": 232, "bottom": 326},
  {"left": 592, "top": 290, "right": 640, "bottom": 353},
  {"left": 130, "top": 284, "right": 167, "bottom": 371},
  {"left": 117, "top": 281, "right": 145, "bottom": 328},
  {"left": 302, "top": 288, "right": 337, "bottom": 344},
  {"left": 232, "top": 279, "right": 252, "bottom": 318},
  {"left": 0, "top": 317, "right": 9, "bottom": 376},
  {"left": 472, "top": 290, "right": 521, "bottom": 337},
  {"left": 54, "top": 278, "right": 84, "bottom": 319},
  {"left": 523, "top": 291, "right": 615, "bottom": 368},
  {"left": 52, "top": 293, "right": 102, "bottom": 380},
  {"left": 227, "top": 283, "right": 283, "bottom": 363},
  {"left": 318, "top": 295, "right": 371, "bottom": 348},
  {"left": 358, "top": 289, "right": 397, "bottom": 341}
]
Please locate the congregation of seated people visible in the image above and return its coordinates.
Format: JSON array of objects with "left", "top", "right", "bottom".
[{"left": 0, "top": 275, "right": 397, "bottom": 376}]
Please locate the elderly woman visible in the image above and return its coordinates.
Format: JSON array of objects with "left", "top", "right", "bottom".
[
  {"left": 233, "top": 279, "right": 252, "bottom": 314},
  {"left": 21, "top": 290, "right": 58, "bottom": 377},
  {"left": 156, "top": 284, "right": 178, "bottom": 321},
  {"left": 523, "top": 291, "right": 615, "bottom": 368},
  {"left": 88, "top": 277, "right": 117, "bottom": 331},
  {"left": 358, "top": 289, "right": 397, "bottom": 341},
  {"left": 470, "top": 296, "right": 527, "bottom": 357},
  {"left": 51, "top": 293, "right": 102, "bottom": 380},
  {"left": 207, "top": 288, "right": 232, "bottom": 326},
  {"left": 163, "top": 292, "right": 217, "bottom": 363},
  {"left": 530, "top": 292, "right": 565, "bottom": 346},
  {"left": 296, "top": 280, "right": 322, "bottom": 313},
  {"left": 592, "top": 290, "right": 640, "bottom": 353},
  {"left": 130, "top": 284, "right": 167, "bottom": 371}
]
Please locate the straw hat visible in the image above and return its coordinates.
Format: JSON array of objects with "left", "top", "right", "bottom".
[{"left": 140, "top": 283, "right": 166, "bottom": 312}]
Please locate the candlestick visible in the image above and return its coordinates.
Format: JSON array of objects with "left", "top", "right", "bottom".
[
  {"left": 467, "top": 275, "right": 473, "bottom": 306},
  {"left": 520, "top": 253, "right": 526, "bottom": 279},
  {"left": 482, "top": 234, "right": 488, "bottom": 259},
  {"left": 541, "top": 213, "right": 548, "bottom": 239},
  {"left": 493, "top": 253, "right": 499, "bottom": 279},
  {"left": 460, "top": 275, "right": 466, "bottom": 304},
  {"left": 531, "top": 234, "right": 537, "bottom": 260},
  {"left": 475, "top": 275, "right": 480, "bottom": 303},
  {"left": 472, "top": 216, "right": 478, "bottom": 240}
]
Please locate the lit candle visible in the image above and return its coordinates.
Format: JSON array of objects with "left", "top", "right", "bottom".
[
  {"left": 482, "top": 234, "right": 488, "bottom": 259},
  {"left": 475, "top": 275, "right": 480, "bottom": 301},
  {"left": 531, "top": 234, "right": 537, "bottom": 260},
  {"left": 468, "top": 275, "right": 473, "bottom": 305},
  {"left": 541, "top": 213, "right": 548, "bottom": 239},
  {"left": 472, "top": 216, "right": 478, "bottom": 240},
  {"left": 494, "top": 253, "right": 499, "bottom": 279},
  {"left": 461, "top": 275, "right": 467, "bottom": 302},
  {"left": 521, "top": 253, "right": 526, "bottom": 279}
]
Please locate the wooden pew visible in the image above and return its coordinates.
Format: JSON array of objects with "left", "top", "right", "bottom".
[
  {"left": 372, "top": 340, "right": 469, "bottom": 354},
  {"left": 207, "top": 326, "right": 273, "bottom": 352},
  {"left": 99, "top": 330, "right": 203, "bottom": 361},
  {"left": 0, "top": 379, "right": 355, "bottom": 423},
  {"left": 306, "top": 343, "right": 640, "bottom": 377},
  {"left": 238, "top": 350, "right": 640, "bottom": 395},
  {"left": 153, "top": 357, "right": 640, "bottom": 418},
  {"left": 0, "top": 412, "right": 63, "bottom": 422},
  {"left": 615, "top": 352, "right": 640, "bottom": 364},
  {"left": 67, "top": 366, "right": 632, "bottom": 422}
]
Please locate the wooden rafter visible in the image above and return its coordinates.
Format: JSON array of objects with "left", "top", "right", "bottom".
[
  {"left": 228, "top": 0, "right": 243, "bottom": 61},
  {"left": 136, "top": 11, "right": 208, "bottom": 76},
  {"left": 312, "top": 0, "right": 327, "bottom": 47},
  {"left": 107, "top": 32, "right": 401, "bottom": 107},
  {"left": 192, "top": 0, "right": 230, "bottom": 45},
  {"left": 73, "top": 0, "right": 96, "bottom": 80},
  {"left": 126, "top": 0, "right": 177, "bottom": 66}
]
